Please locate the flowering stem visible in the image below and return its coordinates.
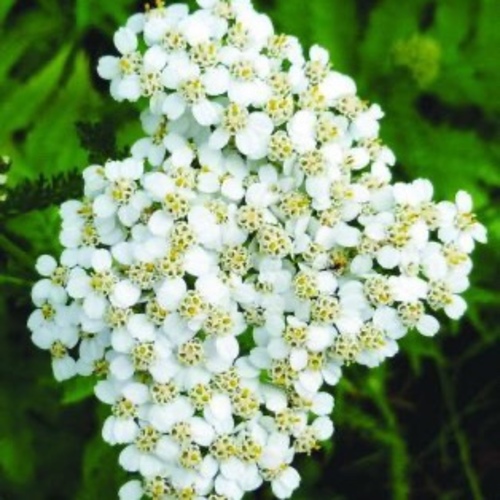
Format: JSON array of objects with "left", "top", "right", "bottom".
[{"left": 437, "top": 363, "right": 484, "bottom": 500}]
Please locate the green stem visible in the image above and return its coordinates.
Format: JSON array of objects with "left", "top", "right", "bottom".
[
  {"left": 0, "top": 274, "right": 31, "bottom": 287},
  {"left": 437, "top": 363, "right": 484, "bottom": 500},
  {"left": 0, "top": 233, "right": 33, "bottom": 269},
  {"left": 372, "top": 369, "right": 410, "bottom": 500}
]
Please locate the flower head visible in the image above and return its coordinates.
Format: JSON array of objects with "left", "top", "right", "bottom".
[{"left": 29, "top": 0, "right": 485, "bottom": 498}]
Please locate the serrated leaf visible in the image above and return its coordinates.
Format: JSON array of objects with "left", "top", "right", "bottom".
[
  {"left": 381, "top": 101, "right": 499, "bottom": 202},
  {"left": 0, "top": 9, "right": 68, "bottom": 85},
  {"left": 19, "top": 52, "right": 101, "bottom": 182},
  {"left": 5, "top": 207, "right": 61, "bottom": 257},
  {"left": 0, "top": 47, "right": 70, "bottom": 183},
  {"left": 359, "top": 0, "right": 427, "bottom": 84},
  {"left": 420, "top": 0, "right": 500, "bottom": 110},
  {"left": 0, "top": 46, "right": 69, "bottom": 133}
]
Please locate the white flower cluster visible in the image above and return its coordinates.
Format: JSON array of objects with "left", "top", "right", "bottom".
[{"left": 28, "top": 0, "right": 486, "bottom": 499}]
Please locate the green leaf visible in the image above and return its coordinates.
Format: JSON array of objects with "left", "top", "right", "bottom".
[
  {"left": 272, "top": 2, "right": 312, "bottom": 48},
  {"left": 426, "top": 0, "right": 500, "bottom": 110},
  {"left": 0, "top": 47, "right": 70, "bottom": 182},
  {"left": 5, "top": 207, "right": 61, "bottom": 257},
  {"left": 0, "top": 10, "right": 67, "bottom": 84},
  {"left": 359, "top": 0, "right": 426, "bottom": 86},
  {"left": 62, "top": 377, "right": 96, "bottom": 405},
  {"left": 20, "top": 52, "right": 101, "bottom": 182},
  {"left": 0, "top": 435, "right": 35, "bottom": 485},
  {"left": 431, "top": 0, "right": 475, "bottom": 48},
  {"left": 0, "top": 0, "right": 15, "bottom": 24},
  {"left": 381, "top": 99, "right": 500, "bottom": 201},
  {"left": 309, "top": 0, "right": 358, "bottom": 72},
  {"left": 400, "top": 333, "right": 442, "bottom": 374},
  {"left": 75, "top": 0, "right": 139, "bottom": 30},
  {"left": 76, "top": 435, "right": 126, "bottom": 500}
]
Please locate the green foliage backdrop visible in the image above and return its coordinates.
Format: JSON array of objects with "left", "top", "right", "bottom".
[{"left": 0, "top": 0, "right": 498, "bottom": 498}]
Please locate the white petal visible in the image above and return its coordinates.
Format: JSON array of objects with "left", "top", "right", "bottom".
[
  {"left": 312, "top": 416, "right": 334, "bottom": 440},
  {"left": 117, "top": 75, "right": 142, "bottom": 101},
  {"left": 207, "top": 393, "right": 232, "bottom": 421},
  {"left": 377, "top": 246, "right": 400, "bottom": 269},
  {"left": 97, "top": 56, "right": 119, "bottom": 80},
  {"left": 52, "top": 357, "right": 76, "bottom": 381},
  {"left": 444, "top": 295, "right": 467, "bottom": 319},
  {"left": 162, "top": 93, "right": 187, "bottom": 120},
  {"left": 91, "top": 249, "right": 112, "bottom": 272},
  {"left": 93, "top": 195, "right": 116, "bottom": 218},
  {"left": 417, "top": 314, "right": 440, "bottom": 336},
  {"left": 83, "top": 294, "right": 108, "bottom": 319},
  {"left": 298, "top": 370, "right": 322, "bottom": 392},
  {"left": 143, "top": 45, "right": 168, "bottom": 72},
  {"left": 312, "top": 392, "right": 334, "bottom": 415},
  {"left": 119, "top": 480, "right": 143, "bottom": 500},
  {"left": 111, "top": 280, "right": 141, "bottom": 309},
  {"left": 191, "top": 417, "right": 215, "bottom": 446},
  {"left": 36, "top": 255, "right": 58, "bottom": 276},
  {"left": 290, "top": 349, "right": 308, "bottom": 371},
  {"left": 221, "top": 178, "right": 245, "bottom": 201},
  {"left": 203, "top": 66, "right": 230, "bottom": 95},
  {"left": 306, "top": 325, "right": 334, "bottom": 352},
  {"left": 193, "top": 100, "right": 222, "bottom": 126},
  {"left": 456, "top": 191, "right": 472, "bottom": 212},
  {"left": 215, "top": 335, "right": 239, "bottom": 361},
  {"left": 148, "top": 210, "right": 173, "bottom": 237},
  {"left": 157, "top": 278, "right": 187, "bottom": 310},
  {"left": 183, "top": 246, "right": 216, "bottom": 277},
  {"left": 114, "top": 27, "right": 138, "bottom": 54},
  {"left": 110, "top": 356, "right": 135, "bottom": 380},
  {"left": 127, "top": 314, "right": 156, "bottom": 341},
  {"left": 209, "top": 128, "right": 231, "bottom": 150}
]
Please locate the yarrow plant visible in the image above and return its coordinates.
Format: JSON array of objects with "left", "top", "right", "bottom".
[{"left": 28, "top": 0, "right": 487, "bottom": 498}]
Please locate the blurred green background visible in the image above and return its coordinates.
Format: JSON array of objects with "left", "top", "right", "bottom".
[{"left": 0, "top": 0, "right": 499, "bottom": 498}]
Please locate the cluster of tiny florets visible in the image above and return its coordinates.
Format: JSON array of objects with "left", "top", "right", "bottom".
[{"left": 28, "top": 0, "right": 486, "bottom": 499}]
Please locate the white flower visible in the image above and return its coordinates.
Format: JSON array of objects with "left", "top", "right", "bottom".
[
  {"left": 218, "top": 48, "right": 271, "bottom": 106},
  {"left": 271, "top": 465, "right": 301, "bottom": 499},
  {"left": 246, "top": 165, "right": 291, "bottom": 208},
  {"left": 93, "top": 159, "right": 148, "bottom": 227},
  {"left": 296, "top": 356, "right": 341, "bottom": 394},
  {"left": 98, "top": 27, "right": 142, "bottom": 101},
  {"left": 38, "top": 331, "right": 78, "bottom": 380},
  {"left": 96, "top": 380, "right": 148, "bottom": 444},
  {"left": 161, "top": 53, "right": 226, "bottom": 125},
  {"left": 118, "top": 426, "right": 167, "bottom": 476},
  {"left": 66, "top": 251, "right": 114, "bottom": 319},
  {"left": 210, "top": 104, "right": 274, "bottom": 159},
  {"left": 438, "top": 191, "right": 487, "bottom": 252},
  {"left": 32, "top": 255, "right": 68, "bottom": 304}
]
